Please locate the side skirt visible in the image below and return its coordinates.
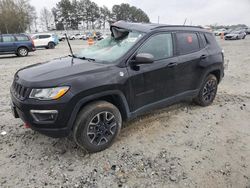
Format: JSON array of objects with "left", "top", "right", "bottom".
[{"left": 128, "top": 89, "right": 199, "bottom": 120}]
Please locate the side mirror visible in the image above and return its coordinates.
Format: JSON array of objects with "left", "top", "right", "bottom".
[{"left": 134, "top": 53, "right": 154, "bottom": 65}]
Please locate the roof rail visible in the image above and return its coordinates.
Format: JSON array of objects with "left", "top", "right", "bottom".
[{"left": 151, "top": 25, "right": 204, "bottom": 30}]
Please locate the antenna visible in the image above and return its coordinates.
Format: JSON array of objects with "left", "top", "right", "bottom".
[{"left": 65, "top": 33, "right": 74, "bottom": 57}]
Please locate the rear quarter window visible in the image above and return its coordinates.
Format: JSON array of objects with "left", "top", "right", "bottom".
[
  {"left": 199, "top": 33, "right": 208, "bottom": 48},
  {"left": 205, "top": 33, "right": 220, "bottom": 49},
  {"left": 176, "top": 32, "right": 200, "bottom": 55},
  {"left": 16, "top": 36, "right": 29, "bottom": 41}
]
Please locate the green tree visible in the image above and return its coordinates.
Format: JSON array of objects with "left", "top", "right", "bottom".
[
  {"left": 112, "top": 3, "right": 150, "bottom": 23},
  {"left": 100, "top": 6, "right": 111, "bottom": 29},
  {"left": 56, "top": 0, "right": 72, "bottom": 29},
  {"left": 40, "top": 7, "right": 53, "bottom": 31},
  {"left": 0, "top": 0, "right": 35, "bottom": 33}
]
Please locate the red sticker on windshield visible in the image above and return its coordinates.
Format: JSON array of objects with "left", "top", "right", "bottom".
[{"left": 187, "top": 36, "right": 193, "bottom": 43}]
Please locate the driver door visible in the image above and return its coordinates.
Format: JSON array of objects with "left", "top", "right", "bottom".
[{"left": 127, "top": 33, "right": 178, "bottom": 112}]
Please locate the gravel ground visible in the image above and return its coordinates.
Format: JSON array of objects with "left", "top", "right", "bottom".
[{"left": 0, "top": 38, "right": 250, "bottom": 188}]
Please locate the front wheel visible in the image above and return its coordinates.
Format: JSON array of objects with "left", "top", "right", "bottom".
[
  {"left": 73, "top": 101, "right": 122, "bottom": 153},
  {"left": 194, "top": 74, "right": 218, "bottom": 106}
]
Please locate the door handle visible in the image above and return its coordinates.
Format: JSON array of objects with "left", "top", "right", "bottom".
[
  {"left": 200, "top": 54, "right": 208, "bottom": 59},
  {"left": 167, "top": 62, "right": 178, "bottom": 68}
]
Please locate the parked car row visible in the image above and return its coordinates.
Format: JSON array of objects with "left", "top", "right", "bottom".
[
  {"left": 58, "top": 31, "right": 104, "bottom": 41},
  {"left": 224, "top": 30, "right": 247, "bottom": 40},
  {"left": 213, "top": 28, "right": 248, "bottom": 40}
]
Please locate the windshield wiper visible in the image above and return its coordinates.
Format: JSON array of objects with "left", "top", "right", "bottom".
[{"left": 69, "top": 54, "right": 95, "bottom": 62}]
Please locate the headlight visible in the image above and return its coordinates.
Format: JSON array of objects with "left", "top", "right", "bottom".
[{"left": 29, "top": 86, "right": 69, "bottom": 100}]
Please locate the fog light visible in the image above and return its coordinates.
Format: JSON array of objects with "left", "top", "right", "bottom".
[{"left": 30, "top": 110, "right": 58, "bottom": 122}]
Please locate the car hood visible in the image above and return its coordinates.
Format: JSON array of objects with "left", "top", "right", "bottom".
[{"left": 16, "top": 57, "right": 112, "bottom": 87}]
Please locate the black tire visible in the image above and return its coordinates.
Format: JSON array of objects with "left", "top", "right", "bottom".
[
  {"left": 73, "top": 101, "right": 122, "bottom": 153},
  {"left": 194, "top": 74, "right": 218, "bottom": 107},
  {"left": 17, "top": 47, "right": 28, "bottom": 57},
  {"left": 48, "top": 42, "right": 55, "bottom": 49},
  {"left": 243, "top": 35, "right": 246, "bottom": 39}
]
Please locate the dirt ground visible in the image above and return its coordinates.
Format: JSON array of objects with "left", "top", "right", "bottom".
[{"left": 0, "top": 37, "right": 250, "bottom": 188}]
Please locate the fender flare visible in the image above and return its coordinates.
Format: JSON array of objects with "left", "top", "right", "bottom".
[{"left": 66, "top": 90, "right": 130, "bottom": 129}]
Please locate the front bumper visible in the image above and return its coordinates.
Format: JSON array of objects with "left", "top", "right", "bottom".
[{"left": 10, "top": 90, "right": 73, "bottom": 138}]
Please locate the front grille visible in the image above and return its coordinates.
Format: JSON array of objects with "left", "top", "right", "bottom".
[{"left": 12, "top": 82, "right": 30, "bottom": 100}]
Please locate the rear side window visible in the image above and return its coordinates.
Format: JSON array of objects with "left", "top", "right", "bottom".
[
  {"left": 39, "top": 35, "right": 51, "bottom": 39},
  {"left": 16, "top": 36, "right": 29, "bottom": 41},
  {"left": 176, "top": 33, "right": 200, "bottom": 55},
  {"left": 2, "top": 36, "right": 15, "bottom": 42},
  {"left": 138, "top": 33, "right": 173, "bottom": 60}
]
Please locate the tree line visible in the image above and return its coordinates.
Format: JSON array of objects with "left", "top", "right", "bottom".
[
  {"left": 0, "top": 0, "right": 36, "bottom": 34},
  {"left": 52, "top": 0, "right": 150, "bottom": 30},
  {"left": 0, "top": 0, "right": 150, "bottom": 34}
]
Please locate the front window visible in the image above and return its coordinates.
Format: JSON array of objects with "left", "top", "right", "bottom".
[
  {"left": 76, "top": 31, "right": 145, "bottom": 64},
  {"left": 138, "top": 33, "right": 173, "bottom": 60}
]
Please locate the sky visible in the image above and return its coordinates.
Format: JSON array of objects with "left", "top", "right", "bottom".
[{"left": 30, "top": 0, "right": 250, "bottom": 26}]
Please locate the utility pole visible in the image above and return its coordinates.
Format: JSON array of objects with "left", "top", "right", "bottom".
[
  {"left": 158, "top": 16, "right": 160, "bottom": 24},
  {"left": 183, "top": 18, "right": 187, "bottom": 25}
]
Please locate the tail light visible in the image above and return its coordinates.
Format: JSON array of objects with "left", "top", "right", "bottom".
[{"left": 31, "top": 39, "right": 35, "bottom": 47}]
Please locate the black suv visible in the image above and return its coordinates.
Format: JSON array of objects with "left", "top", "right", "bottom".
[{"left": 10, "top": 21, "right": 224, "bottom": 152}]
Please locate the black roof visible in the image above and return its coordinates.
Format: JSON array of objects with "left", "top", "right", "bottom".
[{"left": 111, "top": 21, "right": 209, "bottom": 33}]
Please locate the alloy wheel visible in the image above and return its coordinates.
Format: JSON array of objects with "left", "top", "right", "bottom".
[
  {"left": 202, "top": 79, "right": 217, "bottom": 102},
  {"left": 87, "top": 111, "right": 117, "bottom": 146}
]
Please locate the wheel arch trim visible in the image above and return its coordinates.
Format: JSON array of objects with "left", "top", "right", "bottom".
[{"left": 67, "top": 90, "right": 130, "bottom": 130}]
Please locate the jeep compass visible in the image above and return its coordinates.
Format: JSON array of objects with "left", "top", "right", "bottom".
[{"left": 10, "top": 21, "right": 224, "bottom": 152}]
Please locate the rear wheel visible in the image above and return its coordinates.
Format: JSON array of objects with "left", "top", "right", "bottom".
[
  {"left": 194, "top": 74, "right": 218, "bottom": 106},
  {"left": 17, "top": 47, "right": 28, "bottom": 57},
  {"left": 73, "top": 101, "right": 122, "bottom": 153},
  {"left": 48, "top": 42, "right": 55, "bottom": 49}
]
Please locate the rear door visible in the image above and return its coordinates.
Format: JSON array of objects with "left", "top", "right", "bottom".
[
  {"left": 174, "top": 32, "right": 209, "bottom": 94},
  {"left": 38, "top": 34, "right": 51, "bottom": 46},
  {"left": 0, "top": 35, "right": 16, "bottom": 53},
  {"left": 32, "top": 34, "right": 50, "bottom": 47}
]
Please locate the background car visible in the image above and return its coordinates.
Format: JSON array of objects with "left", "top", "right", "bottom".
[
  {"left": 225, "top": 30, "right": 247, "bottom": 40},
  {"left": 223, "top": 29, "right": 233, "bottom": 35},
  {"left": 213, "top": 28, "right": 227, "bottom": 36},
  {"left": 0, "top": 34, "right": 35, "bottom": 57},
  {"left": 58, "top": 34, "right": 66, "bottom": 41},
  {"left": 31, "top": 33, "right": 59, "bottom": 49},
  {"left": 247, "top": 28, "right": 250, "bottom": 34},
  {"left": 69, "top": 34, "right": 86, "bottom": 40}
]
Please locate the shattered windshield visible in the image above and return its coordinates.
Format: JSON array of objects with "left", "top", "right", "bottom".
[{"left": 76, "top": 30, "right": 145, "bottom": 64}]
